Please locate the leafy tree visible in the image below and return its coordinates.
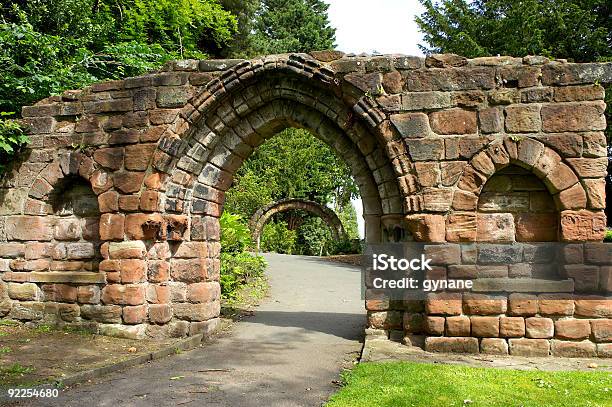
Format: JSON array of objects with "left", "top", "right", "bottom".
[
  {"left": 115, "top": 0, "right": 236, "bottom": 57},
  {"left": 416, "top": 0, "right": 612, "bottom": 225},
  {"left": 225, "top": 128, "right": 358, "bottom": 218},
  {"left": 218, "top": 0, "right": 261, "bottom": 58},
  {"left": 250, "top": 0, "right": 335, "bottom": 55},
  {"left": 416, "top": 0, "right": 611, "bottom": 61}
]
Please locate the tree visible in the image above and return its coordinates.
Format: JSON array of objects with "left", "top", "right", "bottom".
[
  {"left": 250, "top": 0, "right": 335, "bottom": 55},
  {"left": 416, "top": 0, "right": 610, "bottom": 61},
  {"left": 0, "top": 0, "right": 237, "bottom": 169},
  {"left": 416, "top": 0, "right": 612, "bottom": 226},
  {"left": 225, "top": 128, "right": 358, "bottom": 218}
]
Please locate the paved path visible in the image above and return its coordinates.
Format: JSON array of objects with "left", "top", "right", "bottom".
[{"left": 25, "top": 254, "right": 365, "bottom": 407}]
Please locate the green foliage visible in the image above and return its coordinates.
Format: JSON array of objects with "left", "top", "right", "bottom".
[
  {"left": 604, "top": 230, "right": 612, "bottom": 242},
  {"left": 260, "top": 221, "right": 297, "bottom": 254},
  {"left": 296, "top": 216, "right": 331, "bottom": 256},
  {"left": 225, "top": 128, "right": 358, "bottom": 217},
  {"left": 0, "top": 113, "right": 28, "bottom": 172},
  {"left": 337, "top": 201, "right": 359, "bottom": 240},
  {"left": 416, "top": 0, "right": 611, "bottom": 62},
  {"left": 250, "top": 0, "right": 335, "bottom": 55},
  {"left": 117, "top": 0, "right": 236, "bottom": 57},
  {"left": 0, "top": 0, "right": 237, "bottom": 169},
  {"left": 219, "top": 211, "right": 252, "bottom": 253},
  {"left": 220, "top": 252, "right": 266, "bottom": 299}
]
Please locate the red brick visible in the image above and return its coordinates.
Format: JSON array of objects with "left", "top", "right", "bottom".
[
  {"left": 425, "top": 293, "right": 462, "bottom": 316},
  {"left": 560, "top": 210, "right": 606, "bottom": 242},
  {"left": 140, "top": 190, "right": 160, "bottom": 211},
  {"left": 93, "top": 147, "right": 124, "bottom": 170},
  {"left": 123, "top": 305, "right": 147, "bottom": 324},
  {"left": 480, "top": 338, "right": 508, "bottom": 355},
  {"left": 445, "top": 316, "right": 470, "bottom": 336},
  {"left": 509, "top": 338, "right": 550, "bottom": 357},
  {"left": 99, "top": 213, "right": 125, "bottom": 241},
  {"left": 554, "top": 319, "right": 590, "bottom": 340},
  {"left": 146, "top": 284, "right": 170, "bottom": 304},
  {"left": 187, "top": 282, "right": 220, "bottom": 303},
  {"left": 430, "top": 109, "right": 477, "bottom": 134},
  {"left": 424, "top": 316, "right": 445, "bottom": 335},
  {"left": 124, "top": 144, "right": 156, "bottom": 171},
  {"left": 590, "top": 319, "right": 612, "bottom": 342},
  {"left": 500, "top": 317, "right": 525, "bottom": 337},
  {"left": 148, "top": 261, "right": 170, "bottom": 282},
  {"left": 541, "top": 102, "right": 606, "bottom": 132},
  {"left": 425, "top": 337, "right": 479, "bottom": 353},
  {"left": 505, "top": 105, "right": 541, "bottom": 133},
  {"left": 538, "top": 294, "right": 574, "bottom": 316},
  {"left": 113, "top": 171, "right": 145, "bottom": 194},
  {"left": 120, "top": 259, "right": 146, "bottom": 283},
  {"left": 514, "top": 213, "right": 558, "bottom": 242},
  {"left": 470, "top": 316, "right": 499, "bottom": 337},
  {"left": 98, "top": 191, "right": 118, "bottom": 213},
  {"left": 101, "top": 284, "right": 145, "bottom": 305},
  {"left": 550, "top": 340, "right": 596, "bottom": 358},
  {"left": 463, "top": 294, "right": 507, "bottom": 315},
  {"left": 77, "top": 286, "right": 100, "bottom": 304},
  {"left": 574, "top": 297, "right": 612, "bottom": 318},
  {"left": 42, "top": 284, "right": 78, "bottom": 303},
  {"left": 525, "top": 317, "right": 554, "bottom": 339},
  {"left": 148, "top": 304, "right": 172, "bottom": 324}
]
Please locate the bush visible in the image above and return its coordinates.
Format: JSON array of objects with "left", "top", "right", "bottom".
[
  {"left": 220, "top": 252, "right": 266, "bottom": 299},
  {"left": 260, "top": 221, "right": 297, "bottom": 254},
  {"left": 0, "top": 115, "right": 28, "bottom": 173},
  {"left": 219, "top": 211, "right": 252, "bottom": 253},
  {"left": 605, "top": 229, "right": 612, "bottom": 242}
]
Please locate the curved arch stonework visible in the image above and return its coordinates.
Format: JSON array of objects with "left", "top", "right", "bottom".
[
  {"left": 1, "top": 52, "right": 611, "bottom": 356},
  {"left": 249, "top": 198, "right": 348, "bottom": 251}
]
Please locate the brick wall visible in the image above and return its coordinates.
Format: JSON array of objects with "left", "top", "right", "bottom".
[{"left": 0, "top": 52, "right": 610, "bottom": 355}]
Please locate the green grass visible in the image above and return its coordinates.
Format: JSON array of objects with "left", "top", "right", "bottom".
[
  {"left": 326, "top": 362, "right": 612, "bottom": 407},
  {"left": 0, "top": 363, "right": 35, "bottom": 379},
  {"left": 0, "top": 346, "right": 11, "bottom": 353}
]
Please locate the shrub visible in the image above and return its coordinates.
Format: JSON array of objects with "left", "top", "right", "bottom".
[
  {"left": 220, "top": 252, "right": 267, "bottom": 299},
  {"left": 260, "top": 221, "right": 297, "bottom": 254},
  {"left": 605, "top": 229, "right": 612, "bottom": 242},
  {"left": 0, "top": 115, "right": 28, "bottom": 173},
  {"left": 219, "top": 211, "right": 252, "bottom": 253}
]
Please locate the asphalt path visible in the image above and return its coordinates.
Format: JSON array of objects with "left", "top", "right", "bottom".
[{"left": 19, "top": 253, "right": 365, "bottom": 407}]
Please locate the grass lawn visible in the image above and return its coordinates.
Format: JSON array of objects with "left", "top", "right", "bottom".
[{"left": 326, "top": 361, "right": 612, "bottom": 407}]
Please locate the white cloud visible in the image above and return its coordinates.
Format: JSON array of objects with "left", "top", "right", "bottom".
[{"left": 325, "top": 0, "right": 426, "bottom": 56}]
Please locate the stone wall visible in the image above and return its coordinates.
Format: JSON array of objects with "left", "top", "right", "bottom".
[
  {"left": 249, "top": 198, "right": 347, "bottom": 252},
  {"left": 366, "top": 242, "right": 611, "bottom": 358},
  {"left": 0, "top": 51, "right": 610, "bottom": 353}
]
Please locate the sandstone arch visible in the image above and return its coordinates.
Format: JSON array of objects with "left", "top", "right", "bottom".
[
  {"left": 249, "top": 198, "right": 348, "bottom": 252},
  {"left": 0, "top": 53, "right": 609, "bottom": 357}
]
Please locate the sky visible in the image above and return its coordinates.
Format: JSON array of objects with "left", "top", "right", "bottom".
[
  {"left": 325, "top": 0, "right": 427, "bottom": 238},
  {"left": 326, "top": 0, "right": 426, "bottom": 57}
]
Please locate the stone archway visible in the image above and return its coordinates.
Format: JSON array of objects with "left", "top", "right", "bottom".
[
  {"left": 248, "top": 198, "right": 348, "bottom": 252},
  {"left": 0, "top": 52, "right": 610, "bottom": 357}
]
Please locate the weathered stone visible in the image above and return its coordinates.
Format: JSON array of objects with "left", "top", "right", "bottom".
[
  {"left": 541, "top": 102, "right": 606, "bottom": 132},
  {"left": 425, "top": 337, "right": 479, "bottom": 354},
  {"left": 480, "top": 338, "right": 508, "bottom": 355},
  {"left": 390, "top": 113, "right": 429, "bottom": 138},
  {"left": 509, "top": 338, "right": 550, "bottom": 357},
  {"left": 429, "top": 109, "right": 477, "bottom": 134},
  {"left": 505, "top": 105, "right": 541, "bottom": 132}
]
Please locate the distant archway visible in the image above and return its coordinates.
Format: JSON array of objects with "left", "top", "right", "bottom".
[{"left": 249, "top": 198, "right": 348, "bottom": 252}]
